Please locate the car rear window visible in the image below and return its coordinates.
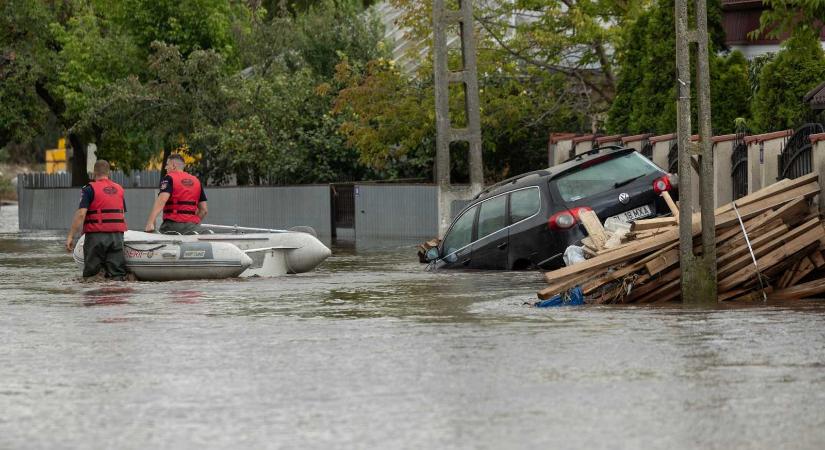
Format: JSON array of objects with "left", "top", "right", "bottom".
[{"left": 553, "top": 152, "right": 660, "bottom": 202}]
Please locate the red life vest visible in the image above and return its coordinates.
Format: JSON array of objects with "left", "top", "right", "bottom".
[
  {"left": 83, "top": 179, "right": 127, "bottom": 233},
  {"left": 163, "top": 171, "right": 202, "bottom": 224}
]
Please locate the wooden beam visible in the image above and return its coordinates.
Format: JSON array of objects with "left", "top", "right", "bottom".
[
  {"left": 768, "top": 277, "right": 825, "bottom": 301},
  {"left": 661, "top": 191, "right": 679, "bottom": 220},
  {"left": 719, "top": 222, "right": 825, "bottom": 292},
  {"left": 579, "top": 210, "right": 607, "bottom": 250}
]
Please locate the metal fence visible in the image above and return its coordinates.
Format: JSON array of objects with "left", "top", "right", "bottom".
[
  {"left": 18, "top": 170, "right": 162, "bottom": 188},
  {"left": 778, "top": 123, "right": 824, "bottom": 181},
  {"left": 731, "top": 132, "right": 749, "bottom": 200},
  {"left": 16, "top": 182, "right": 443, "bottom": 240}
]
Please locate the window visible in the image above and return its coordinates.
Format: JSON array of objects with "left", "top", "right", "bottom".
[
  {"left": 442, "top": 206, "right": 476, "bottom": 255},
  {"left": 553, "top": 151, "right": 660, "bottom": 202},
  {"left": 477, "top": 195, "right": 507, "bottom": 239},
  {"left": 510, "top": 188, "right": 540, "bottom": 223}
]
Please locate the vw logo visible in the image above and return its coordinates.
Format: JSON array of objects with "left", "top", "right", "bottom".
[{"left": 619, "top": 192, "right": 630, "bottom": 204}]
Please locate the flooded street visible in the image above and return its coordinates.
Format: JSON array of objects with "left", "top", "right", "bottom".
[{"left": 2, "top": 204, "right": 825, "bottom": 449}]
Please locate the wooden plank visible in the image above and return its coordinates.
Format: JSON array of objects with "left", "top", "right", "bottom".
[
  {"left": 631, "top": 217, "right": 677, "bottom": 232},
  {"left": 716, "top": 223, "right": 790, "bottom": 268},
  {"left": 716, "top": 219, "right": 785, "bottom": 258},
  {"left": 581, "top": 242, "right": 677, "bottom": 294},
  {"left": 714, "top": 173, "right": 817, "bottom": 216},
  {"left": 635, "top": 278, "right": 681, "bottom": 304},
  {"left": 776, "top": 258, "right": 803, "bottom": 289},
  {"left": 624, "top": 268, "right": 681, "bottom": 303},
  {"left": 542, "top": 224, "right": 689, "bottom": 286},
  {"left": 718, "top": 288, "right": 749, "bottom": 302},
  {"left": 811, "top": 249, "right": 825, "bottom": 268},
  {"left": 714, "top": 182, "right": 820, "bottom": 229},
  {"left": 768, "top": 277, "right": 825, "bottom": 301},
  {"left": 718, "top": 222, "right": 825, "bottom": 292},
  {"left": 717, "top": 218, "right": 817, "bottom": 280},
  {"left": 788, "top": 256, "right": 816, "bottom": 287},
  {"left": 715, "top": 212, "right": 772, "bottom": 245},
  {"left": 579, "top": 210, "right": 607, "bottom": 250},
  {"left": 661, "top": 191, "right": 679, "bottom": 220},
  {"left": 728, "top": 286, "right": 773, "bottom": 302},
  {"left": 628, "top": 227, "right": 673, "bottom": 240},
  {"left": 538, "top": 270, "right": 605, "bottom": 300}
]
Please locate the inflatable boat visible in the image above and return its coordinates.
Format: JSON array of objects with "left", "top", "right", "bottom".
[{"left": 72, "top": 224, "right": 331, "bottom": 281}]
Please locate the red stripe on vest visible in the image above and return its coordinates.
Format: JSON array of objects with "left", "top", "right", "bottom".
[
  {"left": 83, "top": 179, "right": 127, "bottom": 233},
  {"left": 163, "top": 171, "right": 202, "bottom": 224}
]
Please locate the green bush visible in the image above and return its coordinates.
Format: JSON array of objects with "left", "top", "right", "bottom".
[{"left": 752, "top": 30, "right": 825, "bottom": 132}]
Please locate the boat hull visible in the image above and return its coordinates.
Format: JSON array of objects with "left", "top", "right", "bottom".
[{"left": 72, "top": 229, "right": 331, "bottom": 280}]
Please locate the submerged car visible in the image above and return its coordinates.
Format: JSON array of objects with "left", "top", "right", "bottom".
[{"left": 427, "top": 146, "right": 677, "bottom": 270}]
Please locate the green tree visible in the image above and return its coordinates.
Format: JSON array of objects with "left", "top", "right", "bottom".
[
  {"left": 752, "top": 30, "right": 825, "bottom": 132},
  {"left": 757, "top": 0, "right": 825, "bottom": 39},
  {"left": 606, "top": 0, "right": 744, "bottom": 134}
]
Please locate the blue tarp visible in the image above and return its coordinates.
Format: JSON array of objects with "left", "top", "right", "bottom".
[{"left": 535, "top": 286, "right": 584, "bottom": 308}]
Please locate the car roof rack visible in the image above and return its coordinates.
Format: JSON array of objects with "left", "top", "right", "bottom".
[
  {"left": 560, "top": 145, "right": 626, "bottom": 164},
  {"left": 472, "top": 169, "right": 551, "bottom": 200}
]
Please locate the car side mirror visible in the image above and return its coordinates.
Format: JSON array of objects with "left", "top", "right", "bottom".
[{"left": 425, "top": 247, "right": 439, "bottom": 262}]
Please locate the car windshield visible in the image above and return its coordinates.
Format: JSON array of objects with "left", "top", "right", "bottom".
[{"left": 553, "top": 152, "right": 660, "bottom": 202}]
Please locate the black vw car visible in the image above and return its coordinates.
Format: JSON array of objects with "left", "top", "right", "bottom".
[{"left": 427, "top": 146, "right": 677, "bottom": 270}]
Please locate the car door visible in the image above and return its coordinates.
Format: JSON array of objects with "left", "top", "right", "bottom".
[
  {"left": 470, "top": 194, "right": 509, "bottom": 269},
  {"left": 505, "top": 187, "right": 546, "bottom": 269},
  {"left": 439, "top": 205, "right": 477, "bottom": 268}
]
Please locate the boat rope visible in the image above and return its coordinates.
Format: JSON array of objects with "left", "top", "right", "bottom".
[
  {"left": 124, "top": 244, "right": 167, "bottom": 252},
  {"left": 732, "top": 201, "right": 768, "bottom": 303}
]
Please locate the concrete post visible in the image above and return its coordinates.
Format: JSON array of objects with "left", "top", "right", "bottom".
[
  {"left": 675, "top": 0, "right": 716, "bottom": 306},
  {"left": 433, "top": 0, "right": 484, "bottom": 235}
]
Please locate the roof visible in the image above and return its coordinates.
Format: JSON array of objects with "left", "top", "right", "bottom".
[{"left": 804, "top": 81, "right": 825, "bottom": 110}]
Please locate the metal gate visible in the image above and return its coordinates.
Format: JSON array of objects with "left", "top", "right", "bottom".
[
  {"left": 668, "top": 142, "right": 679, "bottom": 174},
  {"left": 778, "top": 123, "right": 824, "bottom": 181},
  {"left": 731, "top": 132, "right": 748, "bottom": 200},
  {"left": 330, "top": 183, "right": 355, "bottom": 238},
  {"left": 640, "top": 137, "right": 653, "bottom": 160}
]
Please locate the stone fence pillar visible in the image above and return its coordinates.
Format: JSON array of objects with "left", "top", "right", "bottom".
[{"left": 744, "top": 130, "right": 793, "bottom": 193}]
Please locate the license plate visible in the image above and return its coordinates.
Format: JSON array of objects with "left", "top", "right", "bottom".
[{"left": 609, "top": 204, "right": 653, "bottom": 223}]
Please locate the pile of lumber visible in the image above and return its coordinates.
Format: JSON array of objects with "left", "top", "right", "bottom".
[
  {"left": 538, "top": 173, "right": 825, "bottom": 304},
  {"left": 417, "top": 238, "right": 441, "bottom": 263}
]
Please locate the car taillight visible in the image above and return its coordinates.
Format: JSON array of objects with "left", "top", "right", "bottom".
[
  {"left": 548, "top": 206, "right": 592, "bottom": 231},
  {"left": 653, "top": 175, "right": 673, "bottom": 195}
]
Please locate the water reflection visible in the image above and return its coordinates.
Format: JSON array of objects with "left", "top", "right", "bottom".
[
  {"left": 169, "top": 289, "right": 203, "bottom": 304},
  {"left": 82, "top": 286, "right": 135, "bottom": 307}
]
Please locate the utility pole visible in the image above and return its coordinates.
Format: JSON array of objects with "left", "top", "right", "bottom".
[
  {"left": 675, "top": 0, "right": 716, "bottom": 306},
  {"left": 433, "top": 0, "right": 484, "bottom": 235}
]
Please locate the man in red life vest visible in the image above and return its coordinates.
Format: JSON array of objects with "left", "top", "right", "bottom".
[
  {"left": 65, "top": 160, "right": 129, "bottom": 280},
  {"left": 144, "top": 153, "right": 208, "bottom": 234}
]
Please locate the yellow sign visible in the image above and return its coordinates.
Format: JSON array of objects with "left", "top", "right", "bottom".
[{"left": 45, "top": 139, "right": 67, "bottom": 173}]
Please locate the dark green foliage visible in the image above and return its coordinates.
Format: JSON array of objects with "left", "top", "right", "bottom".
[
  {"left": 711, "top": 51, "right": 751, "bottom": 134},
  {"left": 752, "top": 30, "right": 825, "bottom": 132},
  {"left": 606, "top": 0, "right": 743, "bottom": 135}
]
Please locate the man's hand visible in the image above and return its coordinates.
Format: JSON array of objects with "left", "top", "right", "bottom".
[
  {"left": 145, "top": 222, "right": 156, "bottom": 233},
  {"left": 65, "top": 236, "right": 75, "bottom": 253}
]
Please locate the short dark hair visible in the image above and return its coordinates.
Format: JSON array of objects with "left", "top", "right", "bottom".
[{"left": 93, "top": 160, "right": 111, "bottom": 176}]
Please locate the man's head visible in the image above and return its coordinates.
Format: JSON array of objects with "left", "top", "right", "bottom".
[
  {"left": 93, "top": 160, "right": 111, "bottom": 179},
  {"left": 166, "top": 154, "right": 185, "bottom": 172}
]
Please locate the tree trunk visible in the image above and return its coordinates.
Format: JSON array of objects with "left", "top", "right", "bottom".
[{"left": 68, "top": 133, "right": 89, "bottom": 186}]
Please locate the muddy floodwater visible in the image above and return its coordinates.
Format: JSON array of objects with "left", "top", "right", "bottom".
[{"left": 2, "top": 204, "right": 825, "bottom": 449}]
